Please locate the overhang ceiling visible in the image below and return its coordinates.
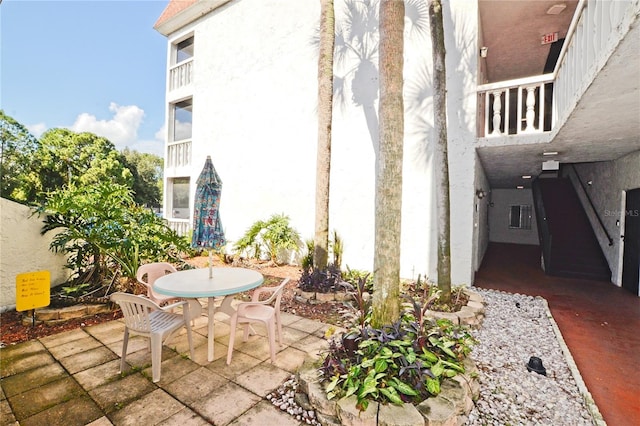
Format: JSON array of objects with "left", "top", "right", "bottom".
[{"left": 477, "top": 1, "right": 640, "bottom": 189}]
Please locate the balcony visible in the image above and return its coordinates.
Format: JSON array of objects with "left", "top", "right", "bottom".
[
  {"left": 169, "top": 59, "right": 193, "bottom": 91},
  {"left": 477, "top": 0, "right": 637, "bottom": 144},
  {"left": 166, "top": 140, "right": 192, "bottom": 170}
]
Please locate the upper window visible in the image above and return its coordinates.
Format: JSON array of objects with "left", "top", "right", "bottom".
[
  {"left": 175, "top": 36, "right": 194, "bottom": 64},
  {"left": 172, "top": 99, "right": 192, "bottom": 142}
]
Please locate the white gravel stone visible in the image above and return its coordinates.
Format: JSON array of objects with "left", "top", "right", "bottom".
[{"left": 466, "top": 288, "right": 597, "bottom": 426}]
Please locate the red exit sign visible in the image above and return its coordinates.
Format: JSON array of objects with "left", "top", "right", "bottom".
[{"left": 541, "top": 32, "right": 559, "bottom": 45}]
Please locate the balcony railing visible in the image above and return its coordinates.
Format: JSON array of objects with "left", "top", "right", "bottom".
[
  {"left": 477, "top": 0, "right": 637, "bottom": 139},
  {"left": 166, "top": 219, "right": 190, "bottom": 237},
  {"left": 478, "top": 75, "right": 555, "bottom": 137},
  {"left": 169, "top": 59, "right": 193, "bottom": 91},
  {"left": 166, "top": 141, "right": 192, "bottom": 168}
]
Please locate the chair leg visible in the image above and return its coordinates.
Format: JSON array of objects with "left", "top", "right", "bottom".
[
  {"left": 227, "top": 315, "right": 238, "bottom": 365},
  {"left": 276, "top": 315, "right": 283, "bottom": 346},
  {"left": 150, "top": 334, "right": 163, "bottom": 383},
  {"left": 267, "top": 319, "right": 277, "bottom": 363},
  {"left": 185, "top": 319, "right": 195, "bottom": 361},
  {"left": 120, "top": 328, "right": 130, "bottom": 374},
  {"left": 242, "top": 323, "right": 251, "bottom": 341}
]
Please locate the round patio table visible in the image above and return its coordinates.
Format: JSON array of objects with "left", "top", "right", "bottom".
[{"left": 154, "top": 267, "right": 264, "bottom": 361}]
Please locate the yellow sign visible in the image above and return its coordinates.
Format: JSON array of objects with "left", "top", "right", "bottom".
[{"left": 16, "top": 271, "right": 51, "bottom": 312}]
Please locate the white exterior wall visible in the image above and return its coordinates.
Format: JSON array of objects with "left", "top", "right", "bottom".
[
  {"left": 162, "top": 0, "right": 479, "bottom": 284},
  {"left": 0, "top": 198, "right": 69, "bottom": 312},
  {"left": 488, "top": 189, "right": 540, "bottom": 246},
  {"left": 572, "top": 150, "right": 640, "bottom": 285}
]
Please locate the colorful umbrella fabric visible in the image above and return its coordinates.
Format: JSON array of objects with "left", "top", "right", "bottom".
[{"left": 191, "top": 156, "right": 226, "bottom": 253}]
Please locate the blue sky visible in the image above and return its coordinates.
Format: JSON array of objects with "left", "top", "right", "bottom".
[{"left": 1, "top": 0, "right": 170, "bottom": 156}]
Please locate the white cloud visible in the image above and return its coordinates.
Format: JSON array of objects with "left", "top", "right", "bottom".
[
  {"left": 71, "top": 102, "right": 144, "bottom": 149},
  {"left": 26, "top": 122, "right": 47, "bottom": 138}
]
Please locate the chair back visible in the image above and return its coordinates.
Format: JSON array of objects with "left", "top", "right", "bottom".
[
  {"left": 136, "top": 262, "right": 177, "bottom": 288},
  {"left": 264, "top": 278, "right": 289, "bottom": 311},
  {"left": 111, "top": 292, "right": 161, "bottom": 333}
]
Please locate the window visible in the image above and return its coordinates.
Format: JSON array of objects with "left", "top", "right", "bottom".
[
  {"left": 170, "top": 177, "right": 190, "bottom": 219},
  {"left": 175, "top": 36, "right": 194, "bottom": 64},
  {"left": 509, "top": 205, "right": 532, "bottom": 229},
  {"left": 172, "top": 99, "right": 192, "bottom": 142}
]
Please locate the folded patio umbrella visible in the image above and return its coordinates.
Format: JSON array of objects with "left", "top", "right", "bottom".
[{"left": 191, "top": 156, "right": 226, "bottom": 278}]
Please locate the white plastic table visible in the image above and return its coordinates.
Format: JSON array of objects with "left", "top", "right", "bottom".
[{"left": 153, "top": 267, "right": 264, "bottom": 361}]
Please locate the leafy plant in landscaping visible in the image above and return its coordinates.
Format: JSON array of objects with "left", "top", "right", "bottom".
[
  {"left": 36, "top": 182, "right": 190, "bottom": 294},
  {"left": 233, "top": 213, "right": 302, "bottom": 264},
  {"left": 339, "top": 272, "right": 372, "bottom": 330},
  {"left": 319, "top": 291, "right": 475, "bottom": 411},
  {"left": 298, "top": 231, "right": 345, "bottom": 293}
]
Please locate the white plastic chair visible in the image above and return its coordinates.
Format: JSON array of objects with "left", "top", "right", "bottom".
[
  {"left": 137, "top": 262, "right": 202, "bottom": 322},
  {"left": 111, "top": 292, "right": 195, "bottom": 383},
  {"left": 226, "top": 278, "right": 290, "bottom": 365},
  {"left": 136, "top": 262, "right": 181, "bottom": 306}
]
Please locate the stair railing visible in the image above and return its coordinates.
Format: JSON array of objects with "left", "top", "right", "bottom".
[
  {"left": 532, "top": 179, "right": 553, "bottom": 272},
  {"left": 568, "top": 164, "right": 614, "bottom": 246}
]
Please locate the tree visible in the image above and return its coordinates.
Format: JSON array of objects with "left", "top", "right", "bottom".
[
  {"left": 25, "top": 128, "right": 133, "bottom": 203},
  {"left": 121, "top": 148, "right": 163, "bottom": 208},
  {"left": 429, "top": 0, "right": 452, "bottom": 301},
  {"left": 314, "top": 0, "right": 336, "bottom": 270},
  {"left": 371, "top": 0, "right": 405, "bottom": 328},
  {"left": 0, "top": 110, "right": 39, "bottom": 202}
]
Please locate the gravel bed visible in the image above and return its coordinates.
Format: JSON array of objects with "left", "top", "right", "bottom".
[
  {"left": 268, "top": 288, "right": 601, "bottom": 425},
  {"left": 467, "top": 287, "right": 597, "bottom": 426}
]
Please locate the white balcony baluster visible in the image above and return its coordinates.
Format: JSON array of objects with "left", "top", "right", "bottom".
[
  {"left": 524, "top": 86, "right": 536, "bottom": 132},
  {"left": 491, "top": 90, "right": 502, "bottom": 135}
]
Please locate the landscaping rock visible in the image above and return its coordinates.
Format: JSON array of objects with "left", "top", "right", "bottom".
[
  {"left": 378, "top": 403, "right": 424, "bottom": 426},
  {"left": 337, "top": 396, "right": 378, "bottom": 426}
]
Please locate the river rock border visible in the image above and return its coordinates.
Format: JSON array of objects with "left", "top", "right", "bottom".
[{"left": 294, "top": 288, "right": 485, "bottom": 425}]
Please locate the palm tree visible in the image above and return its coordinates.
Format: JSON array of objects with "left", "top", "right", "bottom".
[
  {"left": 314, "top": 0, "right": 336, "bottom": 270},
  {"left": 371, "top": 0, "right": 405, "bottom": 328},
  {"left": 429, "top": 0, "right": 452, "bottom": 301}
]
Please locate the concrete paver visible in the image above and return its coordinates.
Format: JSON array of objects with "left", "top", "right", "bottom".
[{"left": 1, "top": 310, "right": 329, "bottom": 425}]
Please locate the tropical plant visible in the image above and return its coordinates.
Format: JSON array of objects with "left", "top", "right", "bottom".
[
  {"left": 299, "top": 231, "right": 345, "bottom": 293},
  {"left": 298, "top": 263, "right": 342, "bottom": 293},
  {"left": 320, "top": 291, "right": 475, "bottom": 411},
  {"left": 36, "top": 181, "right": 190, "bottom": 293},
  {"left": 233, "top": 214, "right": 302, "bottom": 264}
]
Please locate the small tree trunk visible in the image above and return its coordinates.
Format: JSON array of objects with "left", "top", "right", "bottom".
[
  {"left": 371, "top": 0, "right": 405, "bottom": 328},
  {"left": 430, "top": 0, "right": 452, "bottom": 302},
  {"left": 314, "top": 0, "right": 335, "bottom": 270}
]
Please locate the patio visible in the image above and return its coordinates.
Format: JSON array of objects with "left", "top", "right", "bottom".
[{"left": 0, "top": 302, "right": 332, "bottom": 425}]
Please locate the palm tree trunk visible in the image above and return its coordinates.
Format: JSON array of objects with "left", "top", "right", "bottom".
[
  {"left": 372, "top": 0, "right": 405, "bottom": 328},
  {"left": 314, "top": 0, "right": 335, "bottom": 270},
  {"left": 429, "top": 0, "right": 452, "bottom": 301}
]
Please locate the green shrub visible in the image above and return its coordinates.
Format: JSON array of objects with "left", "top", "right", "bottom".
[
  {"left": 320, "top": 291, "right": 475, "bottom": 411},
  {"left": 37, "top": 182, "right": 190, "bottom": 290},
  {"left": 233, "top": 213, "right": 302, "bottom": 264}
]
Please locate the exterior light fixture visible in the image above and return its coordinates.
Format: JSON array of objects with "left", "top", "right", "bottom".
[
  {"left": 522, "top": 175, "right": 532, "bottom": 179},
  {"left": 587, "top": 180, "right": 593, "bottom": 185},
  {"left": 543, "top": 151, "right": 558, "bottom": 156},
  {"left": 480, "top": 46, "right": 488, "bottom": 58},
  {"left": 516, "top": 185, "right": 524, "bottom": 189},
  {"left": 476, "top": 189, "right": 487, "bottom": 199}
]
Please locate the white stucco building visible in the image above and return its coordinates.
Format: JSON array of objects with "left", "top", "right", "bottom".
[{"left": 154, "top": 0, "right": 640, "bottom": 294}]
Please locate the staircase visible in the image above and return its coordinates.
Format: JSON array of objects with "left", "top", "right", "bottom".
[{"left": 533, "top": 177, "right": 611, "bottom": 281}]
